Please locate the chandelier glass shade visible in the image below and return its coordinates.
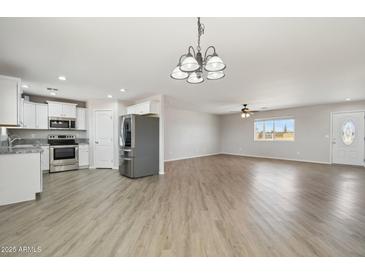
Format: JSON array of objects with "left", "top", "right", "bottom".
[
  {"left": 207, "top": 70, "right": 225, "bottom": 80},
  {"left": 205, "top": 54, "right": 226, "bottom": 72},
  {"left": 171, "top": 66, "right": 188, "bottom": 80},
  {"left": 187, "top": 71, "right": 204, "bottom": 84},
  {"left": 171, "top": 17, "right": 226, "bottom": 83},
  {"left": 180, "top": 54, "right": 200, "bottom": 72}
]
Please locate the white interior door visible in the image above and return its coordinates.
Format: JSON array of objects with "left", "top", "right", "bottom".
[
  {"left": 332, "top": 111, "right": 364, "bottom": 166},
  {"left": 94, "top": 110, "right": 114, "bottom": 168}
]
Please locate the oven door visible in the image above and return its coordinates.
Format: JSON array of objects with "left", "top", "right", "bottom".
[
  {"left": 49, "top": 118, "right": 70, "bottom": 129},
  {"left": 50, "top": 145, "right": 79, "bottom": 166}
]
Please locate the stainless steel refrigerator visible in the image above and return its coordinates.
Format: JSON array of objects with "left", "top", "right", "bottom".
[{"left": 119, "top": 114, "right": 159, "bottom": 178}]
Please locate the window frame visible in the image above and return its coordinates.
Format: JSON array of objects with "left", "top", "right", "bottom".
[{"left": 254, "top": 116, "right": 295, "bottom": 142}]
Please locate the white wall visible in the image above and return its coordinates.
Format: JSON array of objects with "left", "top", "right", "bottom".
[
  {"left": 220, "top": 100, "right": 365, "bottom": 163},
  {"left": 87, "top": 99, "right": 127, "bottom": 169},
  {"left": 165, "top": 106, "right": 220, "bottom": 161}
]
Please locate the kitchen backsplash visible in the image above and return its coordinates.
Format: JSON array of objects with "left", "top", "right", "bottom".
[{"left": 7, "top": 129, "right": 88, "bottom": 139}]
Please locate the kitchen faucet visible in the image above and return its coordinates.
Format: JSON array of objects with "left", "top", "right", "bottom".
[{"left": 8, "top": 135, "right": 21, "bottom": 146}]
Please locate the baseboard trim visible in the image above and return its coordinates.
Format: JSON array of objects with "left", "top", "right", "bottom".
[
  {"left": 220, "top": 152, "right": 330, "bottom": 165},
  {"left": 165, "top": 153, "right": 220, "bottom": 162}
]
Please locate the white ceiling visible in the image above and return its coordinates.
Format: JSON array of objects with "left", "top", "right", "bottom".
[{"left": 1, "top": 17, "right": 365, "bottom": 114}]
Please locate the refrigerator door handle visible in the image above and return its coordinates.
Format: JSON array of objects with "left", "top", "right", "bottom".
[
  {"left": 120, "top": 117, "right": 125, "bottom": 147},
  {"left": 123, "top": 158, "right": 133, "bottom": 161}
]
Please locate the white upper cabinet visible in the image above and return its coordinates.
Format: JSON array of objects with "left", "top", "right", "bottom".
[
  {"left": 35, "top": 104, "right": 48, "bottom": 129},
  {"left": 0, "top": 75, "right": 21, "bottom": 126},
  {"left": 48, "top": 102, "right": 62, "bottom": 117},
  {"left": 23, "top": 102, "right": 49, "bottom": 129},
  {"left": 47, "top": 101, "right": 77, "bottom": 118},
  {"left": 23, "top": 101, "right": 36, "bottom": 128},
  {"left": 127, "top": 101, "right": 159, "bottom": 115},
  {"left": 76, "top": 107, "right": 87, "bottom": 130},
  {"left": 62, "top": 104, "right": 77, "bottom": 118}
]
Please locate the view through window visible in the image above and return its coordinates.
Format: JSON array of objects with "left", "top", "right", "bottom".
[{"left": 255, "top": 118, "right": 295, "bottom": 141}]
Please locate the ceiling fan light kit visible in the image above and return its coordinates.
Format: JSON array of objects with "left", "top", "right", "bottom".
[
  {"left": 240, "top": 104, "right": 256, "bottom": 118},
  {"left": 171, "top": 17, "right": 226, "bottom": 84}
]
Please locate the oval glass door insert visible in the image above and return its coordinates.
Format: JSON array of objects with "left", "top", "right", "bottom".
[{"left": 341, "top": 120, "right": 356, "bottom": 145}]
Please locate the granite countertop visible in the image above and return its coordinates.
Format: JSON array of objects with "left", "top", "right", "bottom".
[
  {"left": 9, "top": 138, "right": 89, "bottom": 146},
  {"left": 0, "top": 146, "right": 43, "bottom": 155}
]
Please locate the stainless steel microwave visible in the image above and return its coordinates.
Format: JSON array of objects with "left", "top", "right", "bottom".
[{"left": 49, "top": 117, "right": 76, "bottom": 130}]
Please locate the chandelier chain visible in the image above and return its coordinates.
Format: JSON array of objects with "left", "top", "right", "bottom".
[{"left": 197, "top": 17, "right": 205, "bottom": 52}]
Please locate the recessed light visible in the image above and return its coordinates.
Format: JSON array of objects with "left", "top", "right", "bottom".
[
  {"left": 345, "top": 98, "right": 351, "bottom": 101},
  {"left": 107, "top": 94, "right": 113, "bottom": 98},
  {"left": 21, "top": 84, "right": 29, "bottom": 89},
  {"left": 120, "top": 88, "right": 126, "bottom": 92},
  {"left": 58, "top": 76, "right": 66, "bottom": 81},
  {"left": 50, "top": 92, "right": 57, "bottom": 96}
]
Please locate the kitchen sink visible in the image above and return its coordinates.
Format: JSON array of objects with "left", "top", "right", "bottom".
[{"left": 12, "top": 144, "right": 39, "bottom": 148}]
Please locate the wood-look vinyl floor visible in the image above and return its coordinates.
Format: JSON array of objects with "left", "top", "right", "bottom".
[{"left": 0, "top": 154, "right": 365, "bottom": 256}]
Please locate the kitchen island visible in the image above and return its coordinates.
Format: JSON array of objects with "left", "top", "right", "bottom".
[{"left": 0, "top": 146, "right": 43, "bottom": 206}]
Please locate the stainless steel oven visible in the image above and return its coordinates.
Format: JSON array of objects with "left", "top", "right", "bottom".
[
  {"left": 49, "top": 117, "right": 76, "bottom": 130},
  {"left": 49, "top": 135, "right": 79, "bottom": 173}
]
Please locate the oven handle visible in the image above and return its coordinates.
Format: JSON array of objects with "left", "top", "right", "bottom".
[
  {"left": 75, "top": 146, "right": 79, "bottom": 161},
  {"left": 50, "top": 145, "right": 78, "bottom": 148}
]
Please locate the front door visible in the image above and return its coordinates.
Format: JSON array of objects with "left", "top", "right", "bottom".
[
  {"left": 94, "top": 110, "right": 114, "bottom": 168},
  {"left": 332, "top": 111, "right": 364, "bottom": 166}
]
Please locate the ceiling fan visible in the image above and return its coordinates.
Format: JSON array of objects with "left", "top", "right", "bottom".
[{"left": 240, "top": 104, "right": 257, "bottom": 118}]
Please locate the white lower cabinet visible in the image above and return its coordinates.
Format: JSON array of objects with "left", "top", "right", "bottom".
[
  {"left": 79, "top": 144, "right": 89, "bottom": 167},
  {"left": 41, "top": 145, "right": 49, "bottom": 172},
  {"left": 0, "top": 153, "right": 42, "bottom": 206}
]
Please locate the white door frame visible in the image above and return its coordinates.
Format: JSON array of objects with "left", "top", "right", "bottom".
[
  {"left": 330, "top": 110, "right": 365, "bottom": 166},
  {"left": 93, "top": 109, "right": 114, "bottom": 168}
]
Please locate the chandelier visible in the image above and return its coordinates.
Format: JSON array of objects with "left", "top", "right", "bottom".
[{"left": 170, "top": 17, "right": 226, "bottom": 84}]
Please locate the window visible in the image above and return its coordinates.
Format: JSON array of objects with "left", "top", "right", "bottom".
[{"left": 254, "top": 118, "right": 295, "bottom": 141}]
